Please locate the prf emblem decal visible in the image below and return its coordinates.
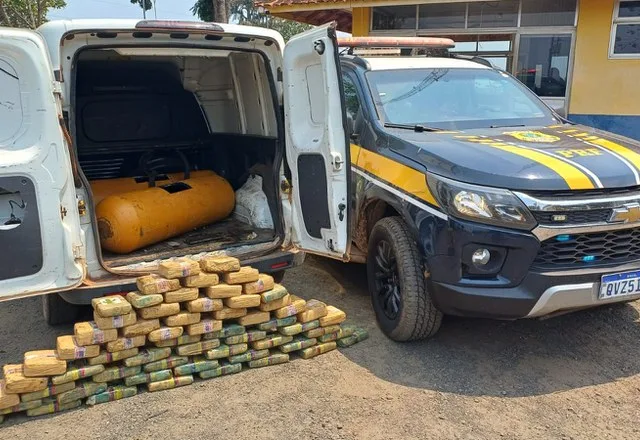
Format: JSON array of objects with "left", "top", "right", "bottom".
[{"left": 505, "top": 131, "right": 561, "bottom": 143}]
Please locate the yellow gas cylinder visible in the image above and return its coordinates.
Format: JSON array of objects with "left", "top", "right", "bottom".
[
  {"left": 90, "top": 170, "right": 216, "bottom": 205},
  {"left": 96, "top": 174, "right": 235, "bottom": 254}
]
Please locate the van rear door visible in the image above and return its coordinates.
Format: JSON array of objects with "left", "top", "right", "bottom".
[
  {"left": 283, "top": 23, "right": 350, "bottom": 260},
  {"left": 0, "top": 28, "right": 84, "bottom": 300}
]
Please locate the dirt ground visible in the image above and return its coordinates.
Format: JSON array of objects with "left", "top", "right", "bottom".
[{"left": 1, "top": 255, "right": 639, "bottom": 440}]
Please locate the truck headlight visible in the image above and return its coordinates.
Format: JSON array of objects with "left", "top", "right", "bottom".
[{"left": 427, "top": 174, "right": 537, "bottom": 230}]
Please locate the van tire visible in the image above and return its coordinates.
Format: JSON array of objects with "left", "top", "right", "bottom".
[
  {"left": 42, "top": 293, "right": 80, "bottom": 326},
  {"left": 271, "top": 270, "right": 286, "bottom": 283},
  {"left": 367, "top": 217, "right": 442, "bottom": 341}
]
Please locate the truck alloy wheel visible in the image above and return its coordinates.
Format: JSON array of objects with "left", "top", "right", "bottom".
[
  {"left": 367, "top": 217, "right": 443, "bottom": 341},
  {"left": 373, "top": 240, "right": 401, "bottom": 320}
]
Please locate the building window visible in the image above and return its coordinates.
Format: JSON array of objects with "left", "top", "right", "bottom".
[
  {"left": 611, "top": 1, "right": 640, "bottom": 57},
  {"left": 450, "top": 35, "right": 514, "bottom": 71},
  {"left": 516, "top": 35, "right": 572, "bottom": 97},
  {"left": 419, "top": 3, "right": 466, "bottom": 29},
  {"left": 373, "top": 1, "right": 578, "bottom": 32},
  {"left": 520, "top": 0, "right": 577, "bottom": 27},
  {"left": 372, "top": 6, "right": 417, "bottom": 30},
  {"left": 467, "top": 1, "right": 519, "bottom": 28}
]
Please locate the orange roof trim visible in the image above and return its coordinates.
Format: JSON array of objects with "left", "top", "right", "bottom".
[{"left": 256, "top": 0, "right": 350, "bottom": 7}]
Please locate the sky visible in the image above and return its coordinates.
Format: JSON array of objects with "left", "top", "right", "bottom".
[
  {"left": 48, "top": 0, "right": 198, "bottom": 21},
  {"left": 47, "top": 1, "right": 350, "bottom": 36}
]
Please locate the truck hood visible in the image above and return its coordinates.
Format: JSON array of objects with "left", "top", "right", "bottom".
[{"left": 388, "top": 125, "right": 640, "bottom": 191}]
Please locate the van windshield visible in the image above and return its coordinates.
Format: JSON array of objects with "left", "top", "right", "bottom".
[{"left": 365, "top": 68, "right": 558, "bottom": 130}]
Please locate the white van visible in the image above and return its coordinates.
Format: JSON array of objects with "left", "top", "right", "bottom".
[{"left": 0, "top": 20, "right": 349, "bottom": 323}]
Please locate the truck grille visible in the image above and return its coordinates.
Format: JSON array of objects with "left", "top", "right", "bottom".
[
  {"left": 532, "top": 209, "right": 611, "bottom": 226},
  {"left": 533, "top": 227, "right": 640, "bottom": 269}
]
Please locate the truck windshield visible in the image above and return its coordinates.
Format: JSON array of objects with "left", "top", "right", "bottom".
[{"left": 366, "top": 68, "right": 558, "bottom": 130}]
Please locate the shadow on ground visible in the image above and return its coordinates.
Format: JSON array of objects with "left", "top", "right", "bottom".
[{"left": 286, "top": 255, "right": 640, "bottom": 398}]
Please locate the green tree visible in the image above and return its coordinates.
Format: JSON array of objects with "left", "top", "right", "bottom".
[
  {"left": 190, "top": 0, "right": 212, "bottom": 21},
  {"left": 130, "top": 0, "right": 152, "bottom": 18},
  {"left": 0, "top": 0, "right": 66, "bottom": 28},
  {"left": 191, "top": 0, "right": 311, "bottom": 41},
  {"left": 191, "top": 0, "right": 228, "bottom": 23}
]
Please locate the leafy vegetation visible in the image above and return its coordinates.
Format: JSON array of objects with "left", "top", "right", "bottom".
[
  {"left": 0, "top": 0, "right": 66, "bottom": 28},
  {"left": 191, "top": 0, "right": 312, "bottom": 41},
  {"left": 130, "top": 0, "right": 152, "bottom": 14}
]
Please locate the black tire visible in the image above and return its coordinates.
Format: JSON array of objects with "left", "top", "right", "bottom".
[
  {"left": 367, "top": 217, "right": 443, "bottom": 341},
  {"left": 42, "top": 293, "right": 81, "bottom": 326},
  {"left": 271, "top": 270, "right": 286, "bottom": 284}
]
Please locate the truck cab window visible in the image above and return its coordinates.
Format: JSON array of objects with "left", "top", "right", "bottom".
[
  {"left": 342, "top": 74, "right": 363, "bottom": 139},
  {"left": 366, "top": 68, "right": 556, "bottom": 130}
]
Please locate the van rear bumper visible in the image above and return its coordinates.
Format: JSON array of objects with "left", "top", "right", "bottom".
[{"left": 61, "top": 249, "right": 304, "bottom": 305}]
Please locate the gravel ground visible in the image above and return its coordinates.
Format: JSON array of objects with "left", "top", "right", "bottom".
[{"left": 1, "top": 255, "right": 639, "bottom": 439}]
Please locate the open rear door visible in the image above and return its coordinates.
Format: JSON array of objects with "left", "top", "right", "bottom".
[
  {"left": 0, "top": 28, "right": 84, "bottom": 300},
  {"left": 283, "top": 23, "right": 350, "bottom": 260}
]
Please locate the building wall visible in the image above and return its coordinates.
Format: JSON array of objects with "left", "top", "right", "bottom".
[
  {"left": 344, "top": 1, "right": 640, "bottom": 140},
  {"left": 352, "top": 7, "right": 371, "bottom": 36},
  {"left": 569, "top": 0, "right": 640, "bottom": 140}
]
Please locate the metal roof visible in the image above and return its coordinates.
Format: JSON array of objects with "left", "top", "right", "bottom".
[
  {"left": 268, "top": 10, "right": 352, "bottom": 32},
  {"left": 257, "top": 0, "right": 351, "bottom": 7}
]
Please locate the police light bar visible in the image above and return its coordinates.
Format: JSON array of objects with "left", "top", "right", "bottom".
[
  {"left": 135, "top": 20, "right": 224, "bottom": 33},
  {"left": 337, "top": 36, "right": 455, "bottom": 50}
]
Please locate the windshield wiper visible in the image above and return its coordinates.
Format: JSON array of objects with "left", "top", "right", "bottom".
[
  {"left": 490, "top": 124, "right": 526, "bottom": 129},
  {"left": 384, "top": 122, "right": 443, "bottom": 133}
]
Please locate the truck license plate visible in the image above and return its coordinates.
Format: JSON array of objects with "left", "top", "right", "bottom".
[{"left": 599, "top": 270, "right": 640, "bottom": 300}]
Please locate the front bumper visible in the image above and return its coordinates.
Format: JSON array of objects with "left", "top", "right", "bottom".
[
  {"left": 430, "top": 269, "right": 640, "bottom": 319},
  {"left": 416, "top": 212, "right": 640, "bottom": 318}
]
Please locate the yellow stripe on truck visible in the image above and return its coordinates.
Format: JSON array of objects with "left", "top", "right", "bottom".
[
  {"left": 588, "top": 138, "right": 640, "bottom": 173},
  {"left": 479, "top": 143, "right": 596, "bottom": 190},
  {"left": 350, "top": 144, "right": 439, "bottom": 207}
]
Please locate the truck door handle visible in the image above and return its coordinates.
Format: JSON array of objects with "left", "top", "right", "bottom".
[{"left": 330, "top": 152, "right": 344, "bottom": 171}]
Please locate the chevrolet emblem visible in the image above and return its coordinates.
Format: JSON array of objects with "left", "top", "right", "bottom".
[{"left": 609, "top": 203, "right": 640, "bottom": 223}]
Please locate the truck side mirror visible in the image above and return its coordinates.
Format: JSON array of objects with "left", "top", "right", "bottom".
[
  {"left": 346, "top": 114, "right": 355, "bottom": 135},
  {"left": 346, "top": 114, "right": 360, "bottom": 143}
]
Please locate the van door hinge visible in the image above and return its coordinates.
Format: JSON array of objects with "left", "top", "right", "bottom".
[
  {"left": 338, "top": 203, "right": 346, "bottom": 221},
  {"left": 52, "top": 81, "right": 63, "bottom": 95},
  {"left": 60, "top": 205, "right": 68, "bottom": 219},
  {"left": 73, "top": 244, "right": 84, "bottom": 259},
  {"left": 77, "top": 199, "right": 87, "bottom": 216},
  {"left": 280, "top": 178, "right": 291, "bottom": 194}
]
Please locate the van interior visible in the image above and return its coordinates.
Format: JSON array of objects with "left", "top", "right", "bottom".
[{"left": 72, "top": 47, "right": 282, "bottom": 268}]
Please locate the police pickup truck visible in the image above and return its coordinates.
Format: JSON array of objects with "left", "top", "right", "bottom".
[
  {"left": 1, "top": 21, "right": 639, "bottom": 341},
  {"left": 341, "top": 37, "right": 640, "bottom": 340}
]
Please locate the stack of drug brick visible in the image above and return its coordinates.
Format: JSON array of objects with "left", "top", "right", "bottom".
[{"left": 0, "top": 256, "right": 367, "bottom": 423}]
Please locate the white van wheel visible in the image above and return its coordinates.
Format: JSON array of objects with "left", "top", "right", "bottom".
[{"left": 42, "top": 293, "right": 81, "bottom": 326}]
